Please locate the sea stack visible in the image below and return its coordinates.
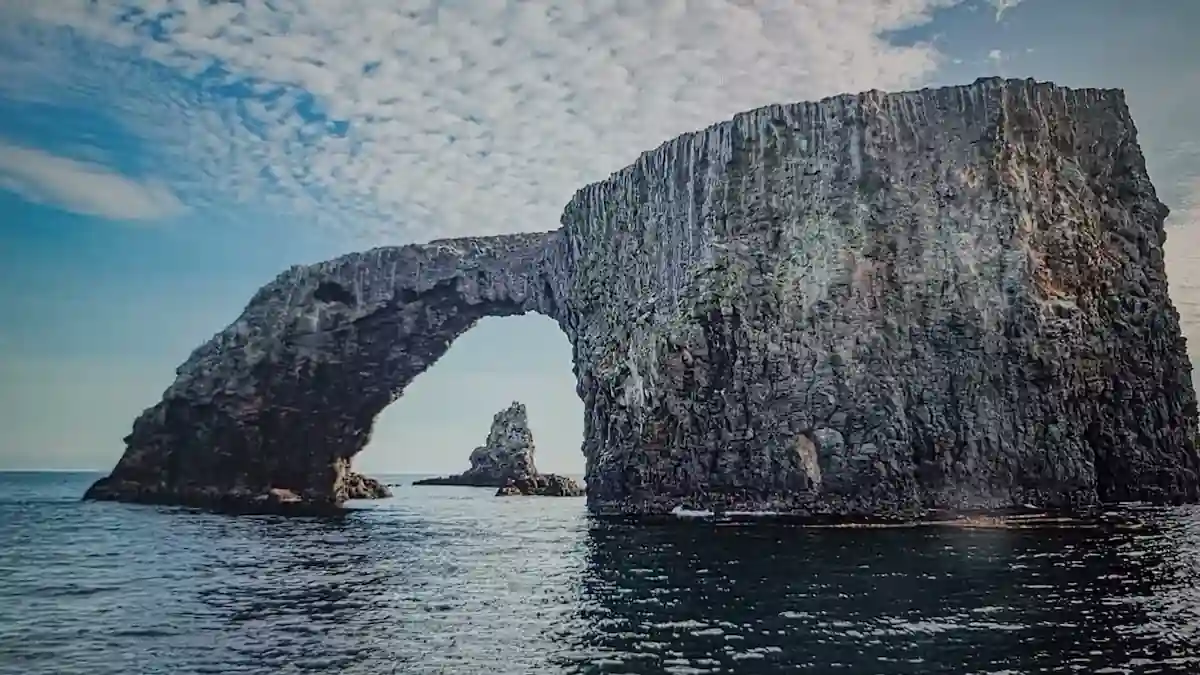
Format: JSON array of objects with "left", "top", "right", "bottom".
[
  {"left": 84, "top": 78, "right": 1199, "bottom": 518},
  {"left": 414, "top": 402, "right": 538, "bottom": 487},
  {"left": 412, "top": 402, "right": 584, "bottom": 496}
]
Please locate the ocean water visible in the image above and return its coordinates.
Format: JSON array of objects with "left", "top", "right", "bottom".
[{"left": 2, "top": 472, "right": 1200, "bottom": 674}]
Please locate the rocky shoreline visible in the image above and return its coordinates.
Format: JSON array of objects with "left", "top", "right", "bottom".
[
  {"left": 81, "top": 475, "right": 1160, "bottom": 528},
  {"left": 410, "top": 475, "right": 499, "bottom": 488},
  {"left": 82, "top": 480, "right": 349, "bottom": 516}
]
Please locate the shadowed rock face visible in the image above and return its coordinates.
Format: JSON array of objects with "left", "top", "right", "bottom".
[{"left": 86, "top": 78, "right": 1200, "bottom": 518}]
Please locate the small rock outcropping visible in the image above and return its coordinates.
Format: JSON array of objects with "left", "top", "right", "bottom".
[
  {"left": 84, "top": 78, "right": 1199, "bottom": 519},
  {"left": 496, "top": 474, "right": 585, "bottom": 497},
  {"left": 413, "top": 402, "right": 538, "bottom": 487},
  {"left": 413, "top": 402, "right": 584, "bottom": 497},
  {"left": 342, "top": 472, "right": 392, "bottom": 500}
]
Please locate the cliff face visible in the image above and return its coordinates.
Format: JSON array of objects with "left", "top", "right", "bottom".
[
  {"left": 568, "top": 77, "right": 1198, "bottom": 515},
  {"left": 86, "top": 78, "right": 1199, "bottom": 517},
  {"left": 567, "top": 76, "right": 1199, "bottom": 515}
]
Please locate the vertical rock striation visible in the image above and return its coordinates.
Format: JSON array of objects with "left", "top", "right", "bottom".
[
  {"left": 567, "top": 76, "right": 1198, "bottom": 516},
  {"left": 86, "top": 78, "right": 1199, "bottom": 518}
]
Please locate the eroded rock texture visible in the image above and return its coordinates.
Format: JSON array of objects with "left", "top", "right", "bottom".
[
  {"left": 86, "top": 78, "right": 1199, "bottom": 518},
  {"left": 414, "top": 401, "right": 586, "bottom": 496},
  {"left": 496, "top": 474, "right": 585, "bottom": 498},
  {"left": 84, "top": 233, "right": 569, "bottom": 512},
  {"left": 342, "top": 472, "right": 391, "bottom": 500},
  {"left": 568, "top": 76, "right": 1199, "bottom": 516},
  {"left": 413, "top": 401, "right": 539, "bottom": 487}
]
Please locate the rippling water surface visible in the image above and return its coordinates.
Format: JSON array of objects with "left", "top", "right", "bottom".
[{"left": 3, "top": 472, "right": 1200, "bottom": 674}]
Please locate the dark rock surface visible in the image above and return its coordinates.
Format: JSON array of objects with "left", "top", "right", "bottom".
[
  {"left": 413, "top": 402, "right": 538, "bottom": 487},
  {"left": 496, "top": 474, "right": 585, "bottom": 497},
  {"left": 85, "top": 78, "right": 1199, "bottom": 519},
  {"left": 342, "top": 472, "right": 392, "bottom": 500}
]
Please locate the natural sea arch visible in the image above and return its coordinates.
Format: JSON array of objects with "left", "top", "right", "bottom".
[
  {"left": 86, "top": 232, "right": 577, "bottom": 508},
  {"left": 86, "top": 79, "right": 1200, "bottom": 516}
]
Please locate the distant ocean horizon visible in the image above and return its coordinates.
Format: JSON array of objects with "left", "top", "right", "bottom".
[
  {"left": 3, "top": 471, "right": 1200, "bottom": 674},
  {"left": 0, "top": 469, "right": 588, "bottom": 479}
]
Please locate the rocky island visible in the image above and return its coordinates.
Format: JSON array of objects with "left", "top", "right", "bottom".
[
  {"left": 84, "top": 78, "right": 1199, "bottom": 519},
  {"left": 413, "top": 402, "right": 584, "bottom": 497}
]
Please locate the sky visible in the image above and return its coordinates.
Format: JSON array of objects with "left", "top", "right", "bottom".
[{"left": 1, "top": 0, "right": 1198, "bottom": 476}]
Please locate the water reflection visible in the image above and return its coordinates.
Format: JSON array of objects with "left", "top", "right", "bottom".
[
  {"left": 569, "top": 510, "right": 1200, "bottom": 674},
  {"left": 2, "top": 473, "right": 1199, "bottom": 675},
  {"left": 184, "top": 494, "right": 593, "bottom": 674},
  {"left": 191, "top": 516, "right": 387, "bottom": 672}
]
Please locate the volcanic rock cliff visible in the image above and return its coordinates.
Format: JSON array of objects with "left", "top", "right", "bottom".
[{"left": 85, "top": 78, "right": 1199, "bottom": 518}]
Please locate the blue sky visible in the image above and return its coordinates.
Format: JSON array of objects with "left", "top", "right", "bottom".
[{"left": 1, "top": 0, "right": 1198, "bottom": 475}]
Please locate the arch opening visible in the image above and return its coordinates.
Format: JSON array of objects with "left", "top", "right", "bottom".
[{"left": 358, "top": 313, "right": 583, "bottom": 481}]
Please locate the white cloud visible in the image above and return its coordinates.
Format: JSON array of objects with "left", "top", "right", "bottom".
[
  {"left": 0, "top": 140, "right": 184, "bottom": 221},
  {"left": 989, "top": 0, "right": 1026, "bottom": 21},
  {"left": 0, "top": 0, "right": 963, "bottom": 244}
]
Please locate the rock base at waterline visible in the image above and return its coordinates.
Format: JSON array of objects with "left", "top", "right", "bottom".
[
  {"left": 496, "top": 474, "right": 585, "bottom": 497},
  {"left": 342, "top": 472, "right": 392, "bottom": 499},
  {"left": 411, "top": 475, "right": 504, "bottom": 488}
]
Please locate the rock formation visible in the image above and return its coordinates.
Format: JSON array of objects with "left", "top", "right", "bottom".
[
  {"left": 342, "top": 471, "right": 392, "bottom": 500},
  {"left": 496, "top": 473, "right": 585, "bottom": 497},
  {"left": 412, "top": 402, "right": 539, "bottom": 487},
  {"left": 413, "top": 401, "right": 585, "bottom": 496},
  {"left": 85, "top": 78, "right": 1199, "bottom": 519}
]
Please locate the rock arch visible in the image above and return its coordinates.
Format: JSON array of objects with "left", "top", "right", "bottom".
[
  {"left": 85, "top": 232, "right": 574, "bottom": 509},
  {"left": 87, "top": 78, "right": 1200, "bottom": 517}
]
